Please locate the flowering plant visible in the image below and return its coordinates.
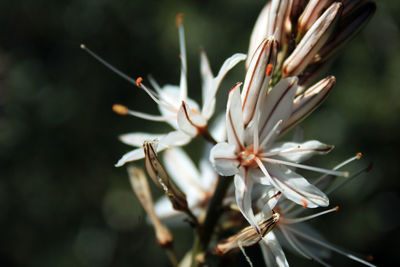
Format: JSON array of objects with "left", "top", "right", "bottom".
[{"left": 83, "top": 0, "right": 376, "bottom": 266}]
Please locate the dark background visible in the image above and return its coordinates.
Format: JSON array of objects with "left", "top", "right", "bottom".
[{"left": 0, "top": 0, "right": 399, "bottom": 266}]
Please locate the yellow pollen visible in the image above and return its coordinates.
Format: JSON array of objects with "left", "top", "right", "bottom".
[
  {"left": 112, "top": 104, "right": 128, "bottom": 115},
  {"left": 356, "top": 152, "right": 363, "bottom": 159},
  {"left": 190, "top": 108, "right": 199, "bottom": 115}
]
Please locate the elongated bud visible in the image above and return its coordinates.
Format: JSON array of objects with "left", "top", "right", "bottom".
[
  {"left": 267, "top": 0, "right": 291, "bottom": 43},
  {"left": 290, "top": 0, "right": 307, "bottom": 24},
  {"left": 127, "top": 166, "right": 173, "bottom": 248},
  {"left": 216, "top": 212, "right": 280, "bottom": 255},
  {"left": 242, "top": 38, "right": 279, "bottom": 127},
  {"left": 282, "top": 2, "right": 343, "bottom": 77},
  {"left": 297, "top": 0, "right": 332, "bottom": 37},
  {"left": 314, "top": 2, "right": 376, "bottom": 64},
  {"left": 282, "top": 76, "right": 335, "bottom": 134},
  {"left": 143, "top": 140, "right": 188, "bottom": 212}
]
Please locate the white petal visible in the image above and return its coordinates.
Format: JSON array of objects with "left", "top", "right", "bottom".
[
  {"left": 119, "top": 132, "right": 165, "bottom": 147},
  {"left": 234, "top": 169, "right": 259, "bottom": 231},
  {"left": 210, "top": 142, "right": 239, "bottom": 176},
  {"left": 177, "top": 102, "right": 207, "bottom": 137},
  {"left": 209, "top": 113, "right": 226, "bottom": 143},
  {"left": 259, "top": 77, "right": 298, "bottom": 144},
  {"left": 159, "top": 130, "right": 191, "bottom": 147},
  {"left": 226, "top": 83, "right": 245, "bottom": 151},
  {"left": 256, "top": 187, "right": 281, "bottom": 215},
  {"left": 115, "top": 148, "right": 146, "bottom": 167},
  {"left": 199, "top": 158, "right": 218, "bottom": 191},
  {"left": 268, "top": 140, "right": 334, "bottom": 163},
  {"left": 200, "top": 50, "right": 214, "bottom": 110},
  {"left": 267, "top": 164, "right": 329, "bottom": 208},
  {"left": 163, "top": 148, "right": 205, "bottom": 198},
  {"left": 201, "top": 53, "right": 247, "bottom": 119},
  {"left": 260, "top": 232, "right": 289, "bottom": 267},
  {"left": 247, "top": 2, "right": 270, "bottom": 68}
]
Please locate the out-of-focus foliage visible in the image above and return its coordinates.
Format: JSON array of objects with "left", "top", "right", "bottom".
[{"left": 0, "top": 0, "right": 398, "bottom": 266}]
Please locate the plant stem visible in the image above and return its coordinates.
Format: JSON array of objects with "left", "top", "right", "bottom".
[{"left": 190, "top": 175, "right": 233, "bottom": 267}]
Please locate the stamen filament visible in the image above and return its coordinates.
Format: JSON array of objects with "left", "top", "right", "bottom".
[
  {"left": 286, "top": 226, "right": 377, "bottom": 267},
  {"left": 260, "top": 157, "right": 349, "bottom": 177},
  {"left": 177, "top": 19, "right": 188, "bottom": 101},
  {"left": 259, "top": 120, "right": 283, "bottom": 148},
  {"left": 81, "top": 44, "right": 141, "bottom": 89},
  {"left": 138, "top": 83, "right": 177, "bottom": 112},
  {"left": 255, "top": 158, "right": 281, "bottom": 189},
  {"left": 326, "top": 165, "right": 371, "bottom": 195},
  {"left": 281, "top": 206, "right": 339, "bottom": 224},
  {"left": 314, "top": 153, "right": 362, "bottom": 186},
  {"left": 127, "top": 109, "right": 176, "bottom": 121},
  {"left": 280, "top": 226, "right": 311, "bottom": 260}
]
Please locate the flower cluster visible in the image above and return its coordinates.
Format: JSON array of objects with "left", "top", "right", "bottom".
[{"left": 84, "top": 0, "right": 376, "bottom": 266}]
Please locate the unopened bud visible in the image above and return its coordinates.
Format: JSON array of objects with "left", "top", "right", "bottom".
[
  {"left": 143, "top": 140, "right": 188, "bottom": 212},
  {"left": 242, "top": 38, "right": 279, "bottom": 127},
  {"left": 283, "top": 2, "right": 343, "bottom": 77},
  {"left": 282, "top": 76, "right": 335, "bottom": 134},
  {"left": 297, "top": 0, "right": 332, "bottom": 37},
  {"left": 127, "top": 166, "right": 173, "bottom": 247},
  {"left": 314, "top": 2, "right": 376, "bottom": 63},
  {"left": 216, "top": 212, "right": 280, "bottom": 255}
]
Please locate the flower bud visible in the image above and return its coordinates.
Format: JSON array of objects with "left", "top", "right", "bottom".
[
  {"left": 282, "top": 2, "right": 343, "bottom": 77},
  {"left": 297, "top": 0, "right": 332, "bottom": 37},
  {"left": 143, "top": 140, "right": 189, "bottom": 212},
  {"left": 215, "top": 212, "right": 280, "bottom": 255},
  {"left": 127, "top": 165, "right": 173, "bottom": 248}
]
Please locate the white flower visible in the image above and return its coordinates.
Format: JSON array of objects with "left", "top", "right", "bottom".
[
  {"left": 153, "top": 147, "right": 218, "bottom": 223},
  {"left": 210, "top": 37, "right": 346, "bottom": 232},
  {"left": 111, "top": 16, "right": 246, "bottom": 166}
]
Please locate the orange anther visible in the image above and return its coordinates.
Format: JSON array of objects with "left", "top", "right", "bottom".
[
  {"left": 301, "top": 199, "right": 307, "bottom": 208},
  {"left": 112, "top": 104, "right": 128, "bottom": 115},
  {"left": 356, "top": 152, "right": 363, "bottom": 159},
  {"left": 176, "top": 13, "right": 184, "bottom": 27},
  {"left": 334, "top": 206, "right": 339, "bottom": 211},
  {"left": 136, "top": 77, "right": 143, "bottom": 87},
  {"left": 266, "top": 64, "right": 274, "bottom": 76}
]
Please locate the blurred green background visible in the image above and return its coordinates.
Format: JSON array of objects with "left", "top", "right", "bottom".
[{"left": 0, "top": 0, "right": 399, "bottom": 266}]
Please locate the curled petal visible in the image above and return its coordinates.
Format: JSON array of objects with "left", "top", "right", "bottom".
[
  {"left": 260, "top": 231, "right": 289, "bottom": 267},
  {"left": 267, "top": 164, "right": 329, "bottom": 208},
  {"left": 267, "top": 140, "right": 334, "bottom": 163},
  {"left": 201, "top": 52, "right": 247, "bottom": 119},
  {"left": 177, "top": 101, "right": 207, "bottom": 137},
  {"left": 210, "top": 142, "right": 239, "bottom": 176},
  {"left": 116, "top": 147, "right": 146, "bottom": 167},
  {"left": 282, "top": 2, "right": 343, "bottom": 77}
]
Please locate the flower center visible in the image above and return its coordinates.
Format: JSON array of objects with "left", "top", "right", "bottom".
[{"left": 239, "top": 147, "right": 260, "bottom": 168}]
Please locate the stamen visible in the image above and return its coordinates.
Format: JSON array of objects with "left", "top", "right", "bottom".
[
  {"left": 126, "top": 109, "right": 175, "bottom": 121},
  {"left": 286, "top": 226, "right": 377, "bottom": 267},
  {"left": 238, "top": 242, "right": 254, "bottom": 267},
  {"left": 260, "top": 157, "right": 349, "bottom": 177},
  {"left": 112, "top": 104, "right": 128, "bottom": 115},
  {"left": 266, "top": 63, "right": 274, "bottom": 76},
  {"left": 279, "top": 226, "right": 311, "bottom": 260},
  {"left": 81, "top": 44, "right": 141, "bottom": 88},
  {"left": 136, "top": 77, "right": 143, "bottom": 87},
  {"left": 313, "top": 152, "right": 363, "bottom": 186},
  {"left": 177, "top": 14, "right": 188, "bottom": 101},
  {"left": 259, "top": 120, "right": 283, "bottom": 148},
  {"left": 301, "top": 199, "right": 307, "bottom": 208},
  {"left": 326, "top": 165, "right": 370, "bottom": 195},
  {"left": 282, "top": 206, "right": 339, "bottom": 224},
  {"left": 255, "top": 158, "right": 281, "bottom": 189}
]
